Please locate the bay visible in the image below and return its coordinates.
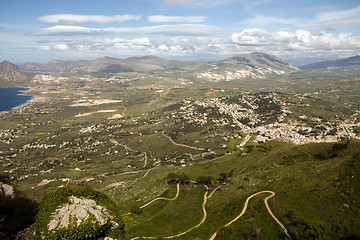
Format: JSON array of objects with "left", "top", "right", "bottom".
[{"left": 0, "top": 88, "right": 33, "bottom": 112}]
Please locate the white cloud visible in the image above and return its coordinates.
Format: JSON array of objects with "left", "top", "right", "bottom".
[
  {"left": 53, "top": 43, "right": 69, "bottom": 51},
  {"left": 230, "top": 29, "right": 360, "bottom": 56},
  {"left": 39, "top": 43, "right": 69, "bottom": 51},
  {"left": 157, "top": 45, "right": 170, "bottom": 52},
  {"left": 28, "top": 24, "right": 227, "bottom": 36},
  {"left": 35, "top": 29, "right": 360, "bottom": 61},
  {"left": 241, "top": 14, "right": 299, "bottom": 26},
  {"left": 38, "top": 14, "right": 141, "bottom": 25},
  {"left": 36, "top": 36, "right": 227, "bottom": 57},
  {"left": 301, "top": 5, "right": 360, "bottom": 27},
  {"left": 147, "top": 15, "right": 207, "bottom": 23}
]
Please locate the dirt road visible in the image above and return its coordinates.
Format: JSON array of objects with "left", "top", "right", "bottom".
[
  {"left": 130, "top": 185, "right": 220, "bottom": 240},
  {"left": 209, "top": 191, "right": 292, "bottom": 240}
]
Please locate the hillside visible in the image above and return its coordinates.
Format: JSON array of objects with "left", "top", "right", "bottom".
[
  {"left": 118, "top": 140, "right": 360, "bottom": 240},
  {"left": 195, "top": 52, "right": 298, "bottom": 81},
  {"left": 0, "top": 61, "right": 32, "bottom": 87},
  {"left": 21, "top": 53, "right": 298, "bottom": 80},
  {"left": 21, "top": 59, "right": 91, "bottom": 74},
  {"left": 300, "top": 55, "right": 360, "bottom": 70},
  {"left": 21, "top": 56, "right": 201, "bottom": 74},
  {"left": 215, "top": 52, "right": 296, "bottom": 70},
  {"left": 7, "top": 140, "right": 360, "bottom": 239}
]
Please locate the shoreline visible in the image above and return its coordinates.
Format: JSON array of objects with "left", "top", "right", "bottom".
[{"left": 0, "top": 87, "right": 36, "bottom": 115}]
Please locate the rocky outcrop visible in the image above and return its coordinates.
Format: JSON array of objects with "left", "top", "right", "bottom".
[
  {"left": 48, "top": 195, "right": 119, "bottom": 231},
  {"left": 0, "top": 182, "right": 16, "bottom": 198},
  {"left": 30, "top": 186, "right": 124, "bottom": 239}
]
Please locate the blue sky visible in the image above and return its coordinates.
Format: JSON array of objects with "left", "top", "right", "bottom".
[{"left": 0, "top": 0, "right": 359, "bottom": 64}]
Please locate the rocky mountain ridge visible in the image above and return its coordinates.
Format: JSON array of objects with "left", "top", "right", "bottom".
[
  {"left": 0, "top": 61, "right": 32, "bottom": 86},
  {"left": 21, "top": 56, "right": 201, "bottom": 74},
  {"left": 195, "top": 52, "right": 298, "bottom": 81},
  {"left": 20, "top": 53, "right": 298, "bottom": 81}
]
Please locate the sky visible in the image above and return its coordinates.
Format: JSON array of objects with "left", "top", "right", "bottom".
[{"left": 0, "top": 0, "right": 359, "bottom": 64}]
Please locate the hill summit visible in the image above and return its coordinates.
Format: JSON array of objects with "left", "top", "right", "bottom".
[
  {"left": 195, "top": 52, "right": 298, "bottom": 81},
  {"left": 0, "top": 61, "right": 32, "bottom": 86}
]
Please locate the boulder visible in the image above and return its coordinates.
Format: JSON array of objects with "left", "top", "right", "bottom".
[{"left": 0, "top": 182, "right": 16, "bottom": 198}]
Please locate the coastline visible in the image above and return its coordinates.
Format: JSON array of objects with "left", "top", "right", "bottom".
[{"left": 0, "top": 87, "right": 36, "bottom": 115}]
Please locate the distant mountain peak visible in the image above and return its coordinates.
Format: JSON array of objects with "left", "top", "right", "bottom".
[
  {"left": 300, "top": 55, "right": 360, "bottom": 70},
  {"left": 195, "top": 52, "right": 298, "bottom": 81},
  {"left": 0, "top": 60, "right": 32, "bottom": 86}
]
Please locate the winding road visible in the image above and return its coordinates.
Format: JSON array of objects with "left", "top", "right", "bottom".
[
  {"left": 162, "top": 131, "right": 205, "bottom": 151},
  {"left": 130, "top": 185, "right": 220, "bottom": 240},
  {"left": 122, "top": 182, "right": 180, "bottom": 217},
  {"left": 139, "top": 182, "right": 180, "bottom": 209},
  {"left": 209, "top": 191, "right": 292, "bottom": 240},
  {"left": 127, "top": 185, "right": 291, "bottom": 240}
]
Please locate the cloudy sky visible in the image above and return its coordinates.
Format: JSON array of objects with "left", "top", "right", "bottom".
[{"left": 0, "top": 0, "right": 359, "bottom": 64}]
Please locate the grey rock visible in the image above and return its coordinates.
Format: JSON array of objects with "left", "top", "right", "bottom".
[
  {"left": 0, "top": 182, "right": 15, "bottom": 198},
  {"left": 48, "top": 195, "right": 117, "bottom": 231}
]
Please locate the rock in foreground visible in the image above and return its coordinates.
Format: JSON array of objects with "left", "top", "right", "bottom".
[
  {"left": 48, "top": 196, "right": 118, "bottom": 231},
  {"left": 28, "top": 187, "right": 124, "bottom": 240}
]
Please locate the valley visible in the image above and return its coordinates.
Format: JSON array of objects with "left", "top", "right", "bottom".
[{"left": 0, "top": 53, "right": 360, "bottom": 239}]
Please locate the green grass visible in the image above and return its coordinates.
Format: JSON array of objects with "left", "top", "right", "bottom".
[
  {"left": 0, "top": 120, "right": 19, "bottom": 129},
  {"left": 114, "top": 140, "right": 360, "bottom": 239},
  {"left": 125, "top": 184, "right": 206, "bottom": 239}
]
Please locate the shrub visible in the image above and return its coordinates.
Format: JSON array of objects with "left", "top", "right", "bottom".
[
  {"left": 166, "top": 172, "right": 190, "bottom": 185},
  {"left": 28, "top": 186, "right": 124, "bottom": 240},
  {"left": 129, "top": 204, "right": 142, "bottom": 214},
  {"left": 196, "top": 176, "right": 213, "bottom": 185}
]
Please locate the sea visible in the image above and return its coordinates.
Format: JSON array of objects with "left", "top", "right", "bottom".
[{"left": 0, "top": 88, "right": 33, "bottom": 112}]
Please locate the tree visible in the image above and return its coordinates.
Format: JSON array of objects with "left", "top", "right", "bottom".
[
  {"left": 166, "top": 172, "right": 190, "bottom": 185},
  {"left": 196, "top": 176, "right": 213, "bottom": 185},
  {"left": 129, "top": 204, "right": 142, "bottom": 214}
]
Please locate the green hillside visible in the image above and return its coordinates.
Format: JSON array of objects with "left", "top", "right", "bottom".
[{"left": 100, "top": 140, "right": 360, "bottom": 240}]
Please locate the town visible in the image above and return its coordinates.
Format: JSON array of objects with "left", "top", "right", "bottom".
[{"left": 0, "top": 72, "right": 359, "bottom": 198}]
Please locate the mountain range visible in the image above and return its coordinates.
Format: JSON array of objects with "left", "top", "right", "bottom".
[
  {"left": 2, "top": 53, "right": 360, "bottom": 87},
  {"left": 21, "top": 56, "right": 202, "bottom": 74},
  {"left": 300, "top": 55, "right": 360, "bottom": 70},
  {"left": 20, "top": 53, "right": 297, "bottom": 76}
]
